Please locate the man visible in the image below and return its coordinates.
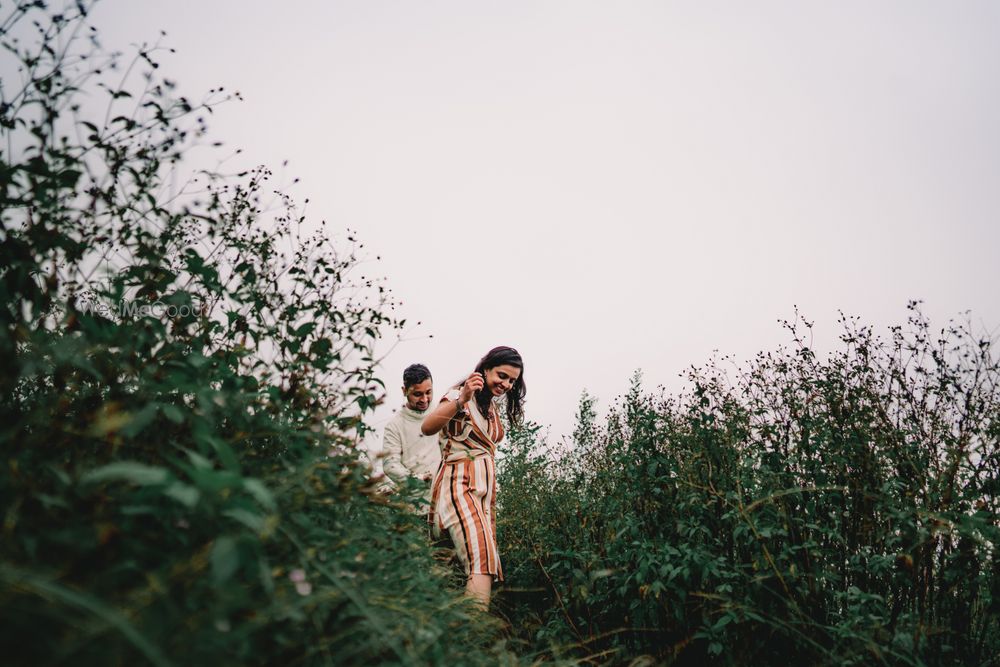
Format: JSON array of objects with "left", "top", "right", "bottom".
[{"left": 381, "top": 363, "right": 441, "bottom": 507}]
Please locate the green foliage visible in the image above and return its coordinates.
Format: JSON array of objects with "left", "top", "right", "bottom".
[
  {"left": 6, "top": 5, "right": 998, "bottom": 666},
  {"left": 498, "top": 307, "right": 1000, "bottom": 665},
  {"left": 1, "top": 3, "right": 516, "bottom": 665}
]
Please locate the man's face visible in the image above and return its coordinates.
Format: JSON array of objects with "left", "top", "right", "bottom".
[{"left": 404, "top": 379, "right": 433, "bottom": 412}]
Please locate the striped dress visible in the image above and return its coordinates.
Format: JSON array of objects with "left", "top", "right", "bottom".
[{"left": 428, "top": 388, "right": 504, "bottom": 581}]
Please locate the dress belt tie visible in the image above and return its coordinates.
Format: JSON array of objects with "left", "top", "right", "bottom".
[{"left": 442, "top": 448, "right": 491, "bottom": 464}]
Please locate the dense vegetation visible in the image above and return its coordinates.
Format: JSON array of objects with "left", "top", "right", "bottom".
[
  {"left": 497, "top": 309, "right": 1000, "bottom": 665},
  {"left": 0, "top": 3, "right": 514, "bottom": 665},
  {"left": 3, "top": 3, "right": 997, "bottom": 666}
]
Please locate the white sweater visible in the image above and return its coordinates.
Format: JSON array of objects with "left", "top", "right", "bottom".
[{"left": 381, "top": 405, "right": 441, "bottom": 491}]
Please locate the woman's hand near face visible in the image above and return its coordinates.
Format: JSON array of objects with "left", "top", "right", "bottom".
[
  {"left": 421, "top": 372, "right": 480, "bottom": 436},
  {"left": 459, "top": 372, "right": 483, "bottom": 404}
]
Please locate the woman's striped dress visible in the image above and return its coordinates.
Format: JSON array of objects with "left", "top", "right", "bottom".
[{"left": 428, "top": 388, "right": 504, "bottom": 581}]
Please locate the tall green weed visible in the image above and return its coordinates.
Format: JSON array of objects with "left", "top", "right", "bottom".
[
  {"left": 1, "top": 3, "right": 516, "bottom": 664},
  {"left": 498, "top": 308, "right": 999, "bottom": 666}
]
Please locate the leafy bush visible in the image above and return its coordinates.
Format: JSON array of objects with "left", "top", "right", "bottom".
[
  {"left": 1, "top": 3, "right": 516, "bottom": 665},
  {"left": 498, "top": 307, "right": 1000, "bottom": 666},
  {"left": 6, "top": 4, "right": 997, "bottom": 666}
]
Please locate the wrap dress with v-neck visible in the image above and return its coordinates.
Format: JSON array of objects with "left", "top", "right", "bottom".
[{"left": 428, "top": 388, "right": 504, "bottom": 581}]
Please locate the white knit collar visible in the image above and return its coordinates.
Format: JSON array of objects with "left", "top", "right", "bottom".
[{"left": 401, "top": 404, "right": 427, "bottom": 421}]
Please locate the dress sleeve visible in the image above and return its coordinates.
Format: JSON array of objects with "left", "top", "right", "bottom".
[{"left": 441, "top": 387, "right": 471, "bottom": 441}]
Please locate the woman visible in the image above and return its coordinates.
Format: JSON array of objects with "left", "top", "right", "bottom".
[{"left": 421, "top": 346, "right": 525, "bottom": 608}]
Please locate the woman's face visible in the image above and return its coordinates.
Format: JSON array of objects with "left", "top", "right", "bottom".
[{"left": 484, "top": 364, "right": 521, "bottom": 397}]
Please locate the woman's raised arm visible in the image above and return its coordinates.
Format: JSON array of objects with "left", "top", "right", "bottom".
[{"left": 421, "top": 372, "right": 483, "bottom": 435}]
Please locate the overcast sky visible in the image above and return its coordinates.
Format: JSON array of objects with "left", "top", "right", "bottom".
[{"left": 81, "top": 1, "right": 1000, "bottom": 451}]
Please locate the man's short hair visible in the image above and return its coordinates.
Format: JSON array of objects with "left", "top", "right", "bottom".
[{"left": 403, "top": 363, "right": 432, "bottom": 388}]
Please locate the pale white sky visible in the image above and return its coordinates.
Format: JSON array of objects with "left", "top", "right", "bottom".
[{"left": 80, "top": 1, "right": 1000, "bottom": 448}]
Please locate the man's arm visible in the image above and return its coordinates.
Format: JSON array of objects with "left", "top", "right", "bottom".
[{"left": 381, "top": 421, "right": 410, "bottom": 484}]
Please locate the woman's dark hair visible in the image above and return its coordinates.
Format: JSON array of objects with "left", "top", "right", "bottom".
[
  {"left": 402, "top": 363, "right": 432, "bottom": 388},
  {"left": 472, "top": 346, "right": 525, "bottom": 426}
]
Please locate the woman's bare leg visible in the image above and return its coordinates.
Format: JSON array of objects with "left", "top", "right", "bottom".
[{"left": 466, "top": 574, "right": 492, "bottom": 608}]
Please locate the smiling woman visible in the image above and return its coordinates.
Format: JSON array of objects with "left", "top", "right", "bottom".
[{"left": 420, "top": 346, "right": 526, "bottom": 608}]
